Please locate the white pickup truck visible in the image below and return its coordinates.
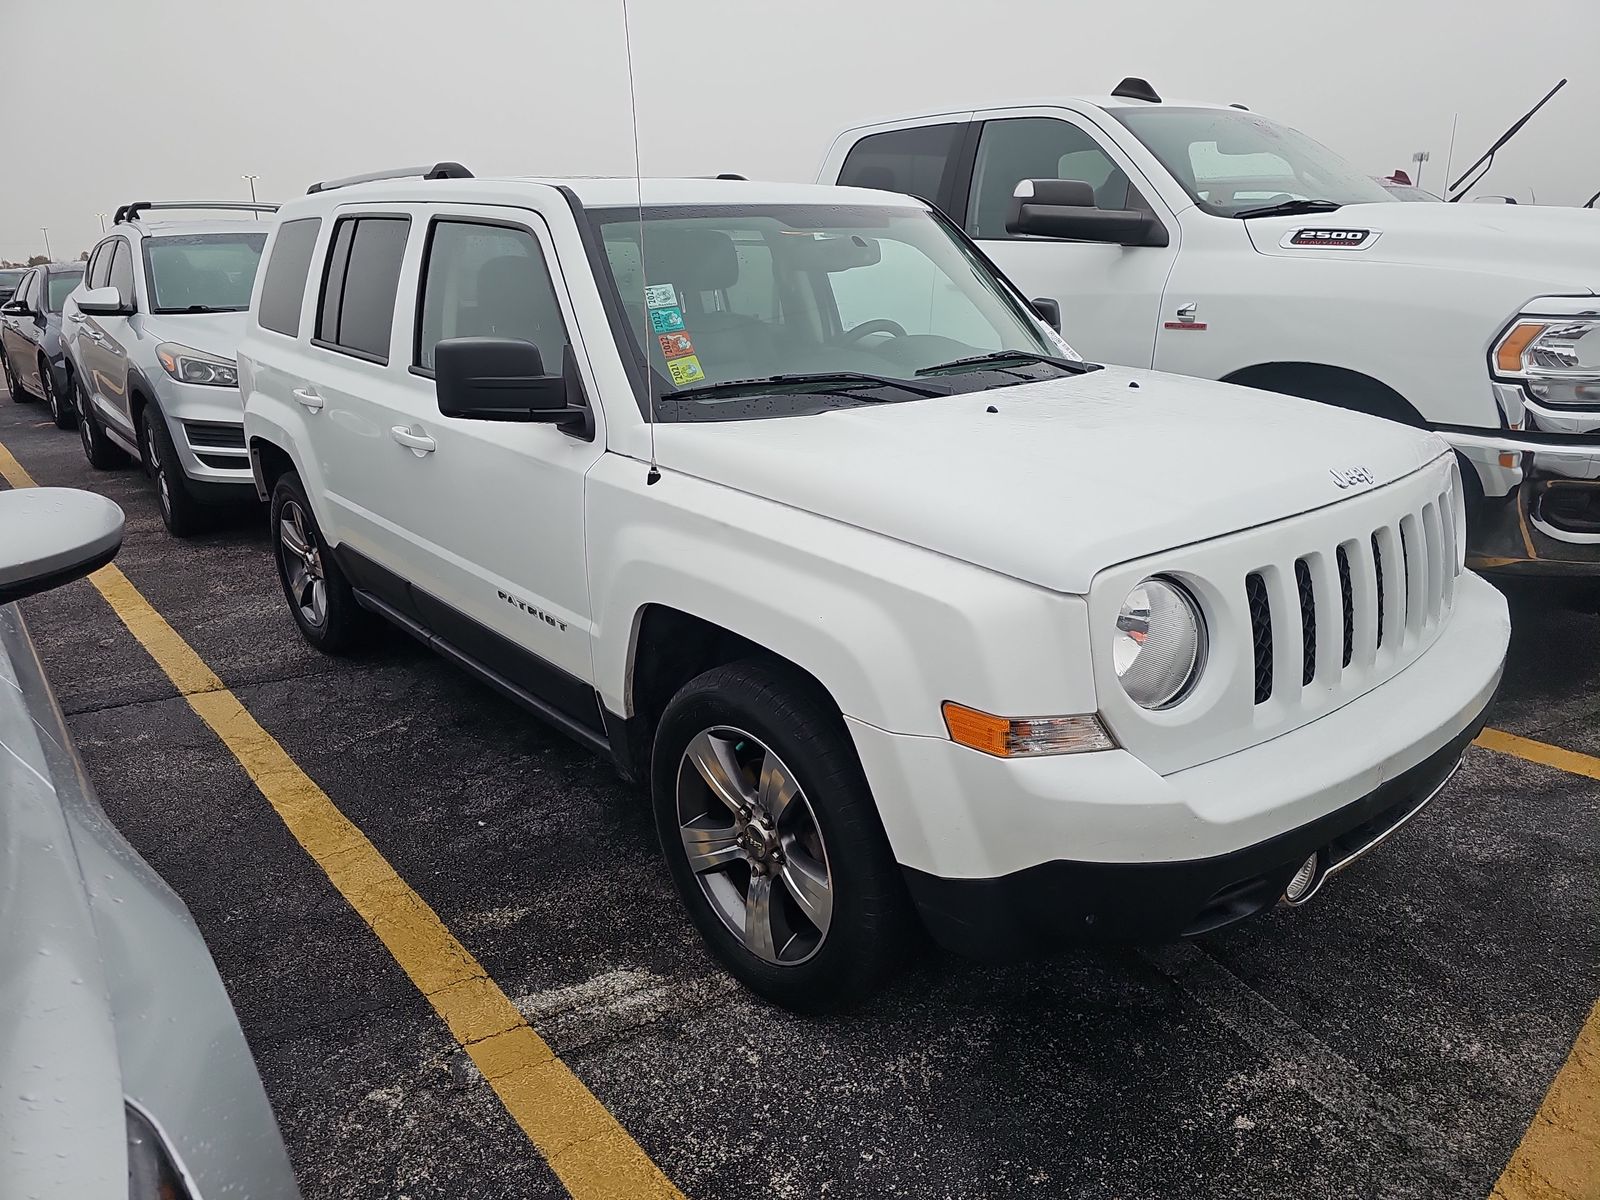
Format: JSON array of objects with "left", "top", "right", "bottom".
[{"left": 822, "top": 80, "right": 1600, "bottom": 575}]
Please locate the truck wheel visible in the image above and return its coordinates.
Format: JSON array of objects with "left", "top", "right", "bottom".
[
  {"left": 40, "top": 356, "right": 72, "bottom": 429},
  {"left": 140, "top": 402, "right": 207, "bottom": 538},
  {"left": 73, "top": 373, "right": 128, "bottom": 469},
  {"left": 652, "top": 661, "right": 914, "bottom": 1012},
  {"left": 270, "top": 471, "right": 367, "bottom": 654}
]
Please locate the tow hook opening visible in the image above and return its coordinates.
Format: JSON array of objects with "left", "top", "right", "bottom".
[{"left": 1279, "top": 851, "right": 1325, "bottom": 907}]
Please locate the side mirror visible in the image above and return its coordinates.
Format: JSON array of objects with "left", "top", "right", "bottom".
[
  {"left": 0, "top": 299, "right": 28, "bottom": 317},
  {"left": 0, "top": 489, "right": 124, "bottom": 607},
  {"left": 433, "top": 337, "right": 590, "bottom": 435},
  {"left": 1031, "top": 297, "right": 1062, "bottom": 332},
  {"left": 1006, "top": 178, "right": 1169, "bottom": 248},
  {"left": 77, "top": 286, "right": 133, "bottom": 316}
]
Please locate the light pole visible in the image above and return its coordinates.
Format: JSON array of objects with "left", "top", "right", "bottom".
[
  {"left": 242, "top": 174, "right": 259, "bottom": 218},
  {"left": 97, "top": 213, "right": 107, "bottom": 233},
  {"left": 1411, "top": 151, "right": 1431, "bottom": 190},
  {"left": 40, "top": 228, "right": 51, "bottom": 260}
]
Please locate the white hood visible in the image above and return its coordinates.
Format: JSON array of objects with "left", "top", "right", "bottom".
[
  {"left": 1245, "top": 202, "right": 1600, "bottom": 292},
  {"left": 653, "top": 365, "right": 1448, "bottom": 594}
]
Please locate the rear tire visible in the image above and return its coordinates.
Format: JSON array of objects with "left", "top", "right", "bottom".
[
  {"left": 140, "top": 401, "right": 207, "bottom": 538},
  {"left": 270, "top": 471, "right": 368, "bottom": 654},
  {"left": 73, "top": 371, "right": 129, "bottom": 469},
  {"left": 651, "top": 660, "right": 915, "bottom": 1012},
  {"left": 40, "top": 356, "right": 72, "bottom": 429}
]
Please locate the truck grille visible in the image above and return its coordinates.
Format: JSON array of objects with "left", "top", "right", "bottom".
[{"left": 1244, "top": 483, "right": 1457, "bottom": 706}]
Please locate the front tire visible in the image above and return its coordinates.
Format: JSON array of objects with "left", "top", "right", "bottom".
[
  {"left": 140, "top": 402, "right": 207, "bottom": 538},
  {"left": 270, "top": 471, "right": 368, "bottom": 654},
  {"left": 40, "top": 357, "right": 72, "bottom": 429},
  {"left": 2, "top": 353, "right": 24, "bottom": 402},
  {"left": 73, "top": 371, "right": 129, "bottom": 469},
  {"left": 652, "top": 661, "right": 914, "bottom": 1012}
]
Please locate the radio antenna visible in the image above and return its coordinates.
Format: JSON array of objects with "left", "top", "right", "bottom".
[{"left": 620, "top": 0, "right": 659, "bottom": 484}]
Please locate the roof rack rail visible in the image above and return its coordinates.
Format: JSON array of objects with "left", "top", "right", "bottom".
[
  {"left": 113, "top": 201, "right": 280, "bottom": 225},
  {"left": 306, "top": 162, "right": 474, "bottom": 195},
  {"left": 1111, "top": 76, "right": 1162, "bottom": 104}
]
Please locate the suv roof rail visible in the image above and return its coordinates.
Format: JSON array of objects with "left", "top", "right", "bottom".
[
  {"left": 112, "top": 201, "right": 280, "bottom": 225},
  {"left": 306, "top": 162, "right": 474, "bottom": 195},
  {"left": 1111, "top": 77, "right": 1162, "bottom": 104}
]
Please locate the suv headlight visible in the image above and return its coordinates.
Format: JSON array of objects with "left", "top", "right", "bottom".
[
  {"left": 156, "top": 342, "right": 238, "bottom": 388},
  {"left": 1113, "top": 577, "right": 1206, "bottom": 709},
  {"left": 1493, "top": 317, "right": 1600, "bottom": 407}
]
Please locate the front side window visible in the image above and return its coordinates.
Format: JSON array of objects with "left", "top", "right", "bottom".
[
  {"left": 967, "top": 117, "right": 1135, "bottom": 238},
  {"left": 1112, "top": 107, "right": 1393, "bottom": 216},
  {"left": 108, "top": 241, "right": 134, "bottom": 301},
  {"left": 592, "top": 203, "right": 1078, "bottom": 419},
  {"left": 316, "top": 216, "right": 409, "bottom": 362},
  {"left": 46, "top": 270, "right": 84, "bottom": 311},
  {"left": 416, "top": 220, "right": 568, "bottom": 373},
  {"left": 837, "top": 123, "right": 962, "bottom": 200},
  {"left": 14, "top": 270, "right": 37, "bottom": 309},
  {"left": 143, "top": 232, "right": 267, "bottom": 314},
  {"left": 86, "top": 242, "right": 112, "bottom": 290}
]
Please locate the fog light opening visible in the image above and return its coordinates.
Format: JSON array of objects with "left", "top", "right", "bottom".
[{"left": 1282, "top": 853, "right": 1321, "bottom": 905}]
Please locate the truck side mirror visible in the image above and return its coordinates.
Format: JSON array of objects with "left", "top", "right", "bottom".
[
  {"left": 1006, "top": 179, "right": 1169, "bottom": 248},
  {"left": 433, "top": 337, "right": 591, "bottom": 437},
  {"left": 0, "top": 489, "right": 124, "bottom": 606},
  {"left": 1031, "top": 297, "right": 1062, "bottom": 332}
]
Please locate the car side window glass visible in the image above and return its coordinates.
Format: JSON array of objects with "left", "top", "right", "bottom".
[
  {"left": 16, "top": 271, "right": 37, "bottom": 309},
  {"left": 317, "top": 216, "right": 408, "bottom": 362},
  {"left": 108, "top": 240, "right": 135, "bottom": 300},
  {"left": 258, "top": 218, "right": 322, "bottom": 337},
  {"left": 837, "top": 123, "right": 961, "bottom": 201},
  {"left": 967, "top": 117, "right": 1133, "bottom": 239},
  {"left": 416, "top": 221, "right": 568, "bottom": 374},
  {"left": 86, "top": 243, "right": 111, "bottom": 289}
]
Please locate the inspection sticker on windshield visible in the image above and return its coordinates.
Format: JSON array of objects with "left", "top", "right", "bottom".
[
  {"left": 667, "top": 355, "right": 705, "bottom": 386},
  {"left": 650, "top": 306, "right": 686, "bottom": 333},
  {"left": 1284, "top": 227, "right": 1378, "bottom": 250},
  {"left": 658, "top": 332, "right": 696, "bottom": 360},
  {"left": 644, "top": 283, "right": 678, "bottom": 309}
]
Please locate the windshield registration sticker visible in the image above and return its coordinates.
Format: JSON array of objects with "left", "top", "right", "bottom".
[
  {"left": 658, "top": 332, "right": 696, "bottom": 360},
  {"left": 650, "top": 306, "right": 686, "bottom": 333},
  {"left": 667, "top": 355, "right": 705, "bottom": 386},
  {"left": 644, "top": 283, "right": 678, "bottom": 309}
]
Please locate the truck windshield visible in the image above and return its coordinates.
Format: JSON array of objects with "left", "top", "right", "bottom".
[
  {"left": 590, "top": 203, "right": 1080, "bottom": 417},
  {"left": 1112, "top": 108, "right": 1394, "bottom": 217},
  {"left": 142, "top": 232, "right": 268, "bottom": 314}
]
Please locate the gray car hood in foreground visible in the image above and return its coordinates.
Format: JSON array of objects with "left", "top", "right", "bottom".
[{"left": 0, "top": 606, "right": 298, "bottom": 1198}]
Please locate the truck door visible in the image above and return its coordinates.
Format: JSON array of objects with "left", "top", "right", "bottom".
[{"left": 956, "top": 110, "right": 1178, "bottom": 370}]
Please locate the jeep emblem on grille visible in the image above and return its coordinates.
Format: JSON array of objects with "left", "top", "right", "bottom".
[{"left": 1330, "top": 466, "right": 1375, "bottom": 489}]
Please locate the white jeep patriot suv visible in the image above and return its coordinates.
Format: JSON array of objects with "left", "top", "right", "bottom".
[
  {"left": 823, "top": 80, "right": 1600, "bottom": 576},
  {"left": 239, "top": 164, "right": 1508, "bottom": 1010}
]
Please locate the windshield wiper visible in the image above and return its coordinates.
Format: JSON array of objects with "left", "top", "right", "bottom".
[
  {"left": 915, "top": 350, "right": 1095, "bottom": 377},
  {"left": 1234, "top": 198, "right": 1343, "bottom": 220},
  {"left": 165, "top": 304, "right": 243, "bottom": 314},
  {"left": 662, "top": 371, "right": 949, "bottom": 402}
]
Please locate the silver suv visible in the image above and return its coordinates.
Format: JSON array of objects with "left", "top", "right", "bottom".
[{"left": 61, "top": 202, "right": 276, "bottom": 535}]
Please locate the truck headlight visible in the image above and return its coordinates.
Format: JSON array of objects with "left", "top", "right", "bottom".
[
  {"left": 1493, "top": 318, "right": 1600, "bottom": 407},
  {"left": 156, "top": 342, "right": 238, "bottom": 388},
  {"left": 1113, "top": 577, "right": 1205, "bottom": 709}
]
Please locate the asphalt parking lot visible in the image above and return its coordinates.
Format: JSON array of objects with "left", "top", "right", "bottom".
[{"left": 2, "top": 385, "right": 1596, "bottom": 1200}]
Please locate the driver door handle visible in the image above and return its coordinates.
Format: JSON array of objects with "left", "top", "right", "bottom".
[
  {"left": 291, "top": 387, "right": 324, "bottom": 411},
  {"left": 390, "top": 425, "right": 436, "bottom": 454}
]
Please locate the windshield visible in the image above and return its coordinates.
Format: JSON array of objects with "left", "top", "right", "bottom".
[
  {"left": 142, "top": 232, "right": 267, "bottom": 313},
  {"left": 46, "top": 270, "right": 84, "bottom": 311},
  {"left": 590, "top": 203, "right": 1076, "bottom": 418},
  {"left": 1112, "top": 108, "right": 1394, "bottom": 217}
]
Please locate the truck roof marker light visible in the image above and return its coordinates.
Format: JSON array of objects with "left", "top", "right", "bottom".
[{"left": 941, "top": 702, "right": 1115, "bottom": 758}]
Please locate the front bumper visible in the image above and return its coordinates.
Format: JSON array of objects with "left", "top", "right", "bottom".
[
  {"left": 845, "top": 572, "right": 1508, "bottom": 955},
  {"left": 150, "top": 378, "right": 255, "bottom": 496}
]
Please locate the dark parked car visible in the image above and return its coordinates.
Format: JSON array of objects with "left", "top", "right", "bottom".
[
  {"left": 1, "top": 262, "right": 84, "bottom": 429},
  {"left": 0, "top": 267, "right": 25, "bottom": 305}
]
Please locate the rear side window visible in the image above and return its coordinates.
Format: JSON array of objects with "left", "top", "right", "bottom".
[
  {"left": 415, "top": 220, "right": 569, "bottom": 374},
  {"left": 837, "top": 123, "right": 962, "bottom": 202},
  {"left": 107, "top": 241, "right": 134, "bottom": 300},
  {"left": 257, "top": 218, "right": 322, "bottom": 336},
  {"left": 317, "top": 216, "right": 409, "bottom": 362}
]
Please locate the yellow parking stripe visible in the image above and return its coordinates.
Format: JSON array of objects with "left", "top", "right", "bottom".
[
  {"left": 1476, "top": 727, "right": 1600, "bottom": 783},
  {"left": 0, "top": 441, "right": 683, "bottom": 1200}
]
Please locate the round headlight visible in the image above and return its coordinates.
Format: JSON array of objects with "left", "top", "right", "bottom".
[{"left": 1112, "top": 577, "right": 1205, "bottom": 709}]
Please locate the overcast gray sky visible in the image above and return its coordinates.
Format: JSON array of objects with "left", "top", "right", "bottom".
[{"left": 3, "top": 0, "right": 1596, "bottom": 262}]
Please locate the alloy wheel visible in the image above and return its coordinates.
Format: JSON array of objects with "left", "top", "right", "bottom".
[
  {"left": 76, "top": 381, "right": 94, "bottom": 457},
  {"left": 278, "top": 499, "right": 328, "bottom": 628},
  {"left": 145, "top": 417, "right": 172, "bottom": 519},
  {"left": 40, "top": 367, "right": 58, "bottom": 421},
  {"left": 675, "top": 726, "right": 834, "bottom": 965}
]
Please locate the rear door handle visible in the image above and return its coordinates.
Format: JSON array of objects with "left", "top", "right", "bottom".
[
  {"left": 390, "top": 425, "right": 436, "bottom": 455},
  {"left": 291, "top": 387, "right": 324, "bottom": 411}
]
